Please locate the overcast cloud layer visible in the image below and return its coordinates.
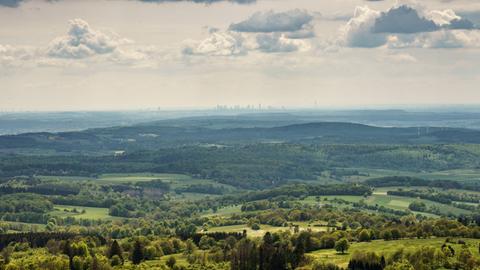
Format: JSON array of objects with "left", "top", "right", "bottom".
[{"left": 0, "top": 0, "right": 479, "bottom": 110}]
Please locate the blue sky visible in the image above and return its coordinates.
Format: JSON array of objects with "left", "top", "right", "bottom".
[{"left": 0, "top": 0, "right": 479, "bottom": 110}]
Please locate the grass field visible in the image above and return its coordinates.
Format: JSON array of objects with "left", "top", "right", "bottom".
[
  {"left": 94, "top": 173, "right": 190, "bottom": 184},
  {"left": 348, "top": 168, "right": 480, "bottom": 183},
  {"left": 309, "top": 237, "right": 480, "bottom": 268},
  {"left": 207, "top": 222, "right": 331, "bottom": 238},
  {"left": 0, "top": 221, "right": 46, "bottom": 232},
  {"left": 301, "top": 192, "right": 471, "bottom": 217},
  {"left": 39, "top": 173, "right": 191, "bottom": 183},
  {"left": 50, "top": 204, "right": 119, "bottom": 220},
  {"left": 41, "top": 172, "right": 237, "bottom": 188},
  {"left": 201, "top": 205, "right": 243, "bottom": 217},
  {"left": 373, "top": 186, "right": 480, "bottom": 196}
]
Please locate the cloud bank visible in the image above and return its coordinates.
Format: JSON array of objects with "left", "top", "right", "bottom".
[
  {"left": 139, "top": 0, "right": 255, "bottom": 4},
  {"left": 229, "top": 9, "right": 313, "bottom": 33},
  {"left": 182, "top": 31, "right": 247, "bottom": 56},
  {"left": 0, "top": 44, "right": 35, "bottom": 68},
  {"left": 1, "top": 19, "right": 154, "bottom": 69},
  {"left": 0, "top": 0, "right": 255, "bottom": 8},
  {"left": 372, "top": 5, "right": 439, "bottom": 33},
  {"left": 184, "top": 9, "right": 314, "bottom": 56},
  {"left": 341, "top": 4, "right": 479, "bottom": 48},
  {"left": 47, "top": 19, "right": 128, "bottom": 59},
  {"left": 0, "top": 0, "right": 23, "bottom": 7}
]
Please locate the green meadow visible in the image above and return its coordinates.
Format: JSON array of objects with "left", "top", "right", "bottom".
[
  {"left": 309, "top": 238, "right": 480, "bottom": 268},
  {"left": 50, "top": 205, "right": 119, "bottom": 220}
]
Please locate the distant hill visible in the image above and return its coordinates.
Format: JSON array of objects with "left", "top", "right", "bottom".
[
  {"left": 2, "top": 109, "right": 480, "bottom": 135},
  {"left": 1, "top": 121, "right": 480, "bottom": 155}
]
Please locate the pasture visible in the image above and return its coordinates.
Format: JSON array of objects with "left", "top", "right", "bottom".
[
  {"left": 207, "top": 222, "right": 331, "bottom": 238},
  {"left": 309, "top": 237, "right": 480, "bottom": 268},
  {"left": 301, "top": 192, "right": 471, "bottom": 217},
  {"left": 40, "top": 172, "right": 238, "bottom": 192},
  {"left": 50, "top": 204, "right": 118, "bottom": 220}
]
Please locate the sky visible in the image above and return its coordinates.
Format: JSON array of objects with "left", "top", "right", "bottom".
[{"left": 0, "top": 0, "right": 479, "bottom": 111}]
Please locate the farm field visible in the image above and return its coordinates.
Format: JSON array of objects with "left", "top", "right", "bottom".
[
  {"left": 50, "top": 205, "right": 119, "bottom": 220},
  {"left": 340, "top": 168, "right": 480, "bottom": 183},
  {"left": 93, "top": 173, "right": 191, "bottom": 184},
  {"left": 201, "top": 205, "right": 242, "bottom": 217},
  {"left": 372, "top": 186, "right": 480, "bottom": 196},
  {"left": 309, "top": 237, "right": 480, "bottom": 268},
  {"left": 207, "top": 222, "right": 331, "bottom": 238},
  {"left": 301, "top": 193, "right": 471, "bottom": 217},
  {"left": 40, "top": 173, "right": 237, "bottom": 191},
  {"left": 171, "top": 192, "right": 222, "bottom": 202},
  {"left": 0, "top": 221, "right": 46, "bottom": 232}
]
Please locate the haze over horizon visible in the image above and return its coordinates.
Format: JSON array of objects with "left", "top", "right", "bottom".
[{"left": 1, "top": 0, "right": 480, "bottom": 110}]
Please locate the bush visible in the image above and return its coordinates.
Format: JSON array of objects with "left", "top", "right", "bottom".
[
  {"left": 110, "top": 255, "right": 122, "bottom": 266},
  {"left": 166, "top": 256, "right": 176, "bottom": 268},
  {"left": 251, "top": 223, "right": 261, "bottom": 231},
  {"left": 313, "top": 261, "right": 342, "bottom": 270},
  {"left": 334, "top": 238, "right": 349, "bottom": 254}
]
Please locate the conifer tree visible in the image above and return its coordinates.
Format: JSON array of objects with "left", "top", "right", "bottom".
[{"left": 132, "top": 240, "right": 144, "bottom": 265}]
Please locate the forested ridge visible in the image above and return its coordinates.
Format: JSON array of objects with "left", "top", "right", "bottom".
[{"left": 1, "top": 122, "right": 480, "bottom": 155}]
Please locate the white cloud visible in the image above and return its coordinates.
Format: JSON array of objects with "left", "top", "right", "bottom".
[
  {"left": 379, "top": 51, "right": 418, "bottom": 63},
  {"left": 340, "top": 4, "right": 479, "bottom": 48},
  {"left": 47, "top": 19, "right": 131, "bottom": 59},
  {"left": 373, "top": 5, "right": 439, "bottom": 33},
  {"left": 428, "top": 9, "right": 462, "bottom": 26},
  {"left": 0, "top": 0, "right": 23, "bottom": 8},
  {"left": 0, "top": 19, "right": 158, "bottom": 69},
  {"left": 182, "top": 30, "right": 312, "bottom": 56},
  {"left": 0, "top": 0, "right": 256, "bottom": 8},
  {"left": 340, "top": 6, "right": 385, "bottom": 48},
  {"left": 256, "top": 33, "right": 309, "bottom": 53},
  {"left": 229, "top": 9, "right": 314, "bottom": 34},
  {"left": 0, "top": 44, "right": 35, "bottom": 68},
  {"left": 139, "top": 0, "right": 256, "bottom": 4},
  {"left": 182, "top": 31, "right": 248, "bottom": 56},
  {"left": 284, "top": 24, "right": 315, "bottom": 39},
  {"left": 184, "top": 9, "right": 315, "bottom": 56},
  {"left": 388, "top": 30, "right": 480, "bottom": 49}
]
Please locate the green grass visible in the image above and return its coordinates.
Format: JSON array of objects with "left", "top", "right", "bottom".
[
  {"left": 355, "top": 168, "right": 480, "bottom": 182},
  {"left": 50, "top": 204, "right": 120, "bottom": 220},
  {"left": 207, "top": 222, "right": 329, "bottom": 238},
  {"left": 373, "top": 186, "right": 480, "bottom": 196},
  {"left": 142, "top": 253, "right": 189, "bottom": 268},
  {"left": 40, "top": 173, "right": 213, "bottom": 186},
  {"left": 290, "top": 167, "right": 480, "bottom": 184},
  {"left": 40, "top": 172, "right": 239, "bottom": 195},
  {"left": 202, "top": 205, "right": 243, "bottom": 217},
  {"left": 303, "top": 195, "right": 365, "bottom": 204},
  {"left": 95, "top": 173, "right": 190, "bottom": 184},
  {"left": 0, "top": 221, "right": 46, "bottom": 232},
  {"left": 37, "top": 175, "right": 91, "bottom": 181},
  {"left": 171, "top": 192, "right": 222, "bottom": 202},
  {"left": 365, "top": 194, "right": 469, "bottom": 216},
  {"left": 309, "top": 238, "right": 480, "bottom": 268},
  {"left": 301, "top": 193, "right": 471, "bottom": 217}
]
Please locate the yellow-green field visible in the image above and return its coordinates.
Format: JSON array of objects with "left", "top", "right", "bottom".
[
  {"left": 201, "top": 205, "right": 242, "bottom": 217},
  {"left": 0, "top": 221, "right": 46, "bottom": 232},
  {"left": 40, "top": 173, "right": 237, "bottom": 190},
  {"left": 50, "top": 204, "right": 120, "bottom": 220},
  {"left": 301, "top": 192, "right": 472, "bottom": 217},
  {"left": 309, "top": 238, "right": 480, "bottom": 268},
  {"left": 96, "top": 173, "right": 190, "bottom": 184},
  {"left": 343, "top": 168, "right": 480, "bottom": 183},
  {"left": 207, "top": 222, "right": 330, "bottom": 238}
]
